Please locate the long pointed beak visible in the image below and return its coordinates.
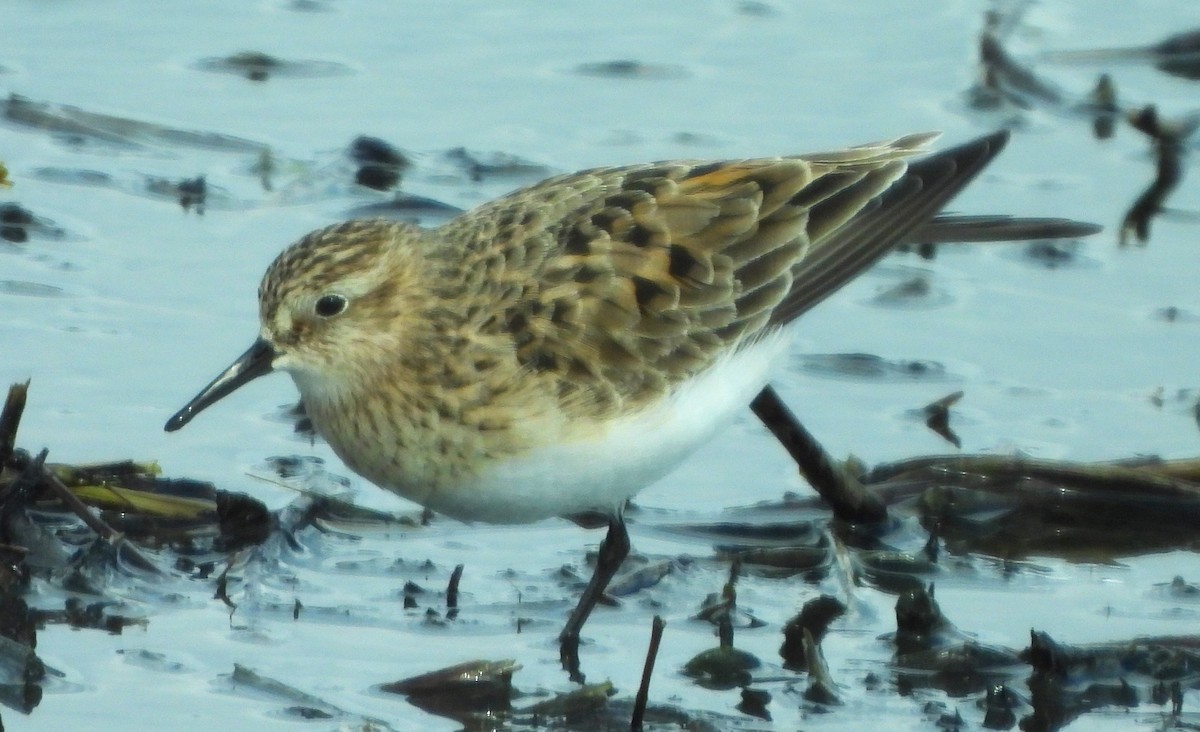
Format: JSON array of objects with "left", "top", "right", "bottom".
[{"left": 164, "top": 338, "right": 278, "bottom": 432}]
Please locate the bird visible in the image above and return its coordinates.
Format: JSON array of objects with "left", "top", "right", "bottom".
[{"left": 163, "top": 129, "right": 1085, "bottom": 678}]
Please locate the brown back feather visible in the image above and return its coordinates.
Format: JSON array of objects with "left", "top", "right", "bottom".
[{"left": 433, "top": 130, "right": 1009, "bottom": 413}]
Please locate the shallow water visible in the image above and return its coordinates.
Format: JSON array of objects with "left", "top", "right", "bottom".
[{"left": 4, "top": 1, "right": 1200, "bottom": 730}]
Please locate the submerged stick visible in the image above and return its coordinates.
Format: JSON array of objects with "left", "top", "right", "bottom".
[{"left": 750, "top": 385, "right": 889, "bottom": 524}]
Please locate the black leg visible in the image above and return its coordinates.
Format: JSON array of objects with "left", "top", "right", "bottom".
[
  {"left": 559, "top": 514, "right": 630, "bottom": 682},
  {"left": 750, "top": 384, "right": 889, "bottom": 524}
]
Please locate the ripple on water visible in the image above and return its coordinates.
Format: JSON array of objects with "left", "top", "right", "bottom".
[
  {"left": 999, "top": 239, "right": 1103, "bottom": 270},
  {"left": 796, "top": 352, "right": 954, "bottom": 382},
  {"left": 571, "top": 60, "right": 690, "bottom": 80},
  {"left": 0, "top": 280, "right": 66, "bottom": 297},
  {"left": 192, "top": 52, "right": 354, "bottom": 82},
  {"left": 866, "top": 274, "right": 957, "bottom": 310}
]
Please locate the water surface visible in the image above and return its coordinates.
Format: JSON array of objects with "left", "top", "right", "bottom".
[{"left": 3, "top": 1, "right": 1200, "bottom": 730}]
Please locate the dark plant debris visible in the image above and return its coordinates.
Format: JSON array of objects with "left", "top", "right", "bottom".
[
  {"left": 1021, "top": 629, "right": 1200, "bottom": 730},
  {"left": 1043, "top": 27, "right": 1200, "bottom": 82},
  {"left": 444, "top": 147, "right": 551, "bottom": 182},
  {"left": 682, "top": 613, "right": 760, "bottom": 690},
  {"left": 780, "top": 595, "right": 846, "bottom": 671},
  {"left": 0, "top": 203, "right": 65, "bottom": 244},
  {"left": 923, "top": 391, "right": 964, "bottom": 448},
  {"left": 1120, "top": 105, "right": 1193, "bottom": 246},
  {"left": 192, "top": 51, "right": 352, "bottom": 82},
  {"left": 2, "top": 93, "right": 265, "bottom": 152},
  {"left": 349, "top": 136, "right": 411, "bottom": 191},
  {"left": 382, "top": 658, "right": 519, "bottom": 727},
  {"left": 572, "top": 60, "right": 689, "bottom": 80}
]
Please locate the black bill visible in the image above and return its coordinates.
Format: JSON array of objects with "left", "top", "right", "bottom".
[{"left": 164, "top": 338, "right": 278, "bottom": 432}]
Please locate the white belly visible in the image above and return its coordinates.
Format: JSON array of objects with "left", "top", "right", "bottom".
[{"left": 425, "top": 331, "right": 791, "bottom": 523}]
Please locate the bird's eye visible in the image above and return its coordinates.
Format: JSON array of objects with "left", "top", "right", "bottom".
[{"left": 314, "top": 294, "right": 348, "bottom": 318}]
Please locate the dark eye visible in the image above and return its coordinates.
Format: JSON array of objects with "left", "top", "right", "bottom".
[{"left": 314, "top": 294, "right": 348, "bottom": 318}]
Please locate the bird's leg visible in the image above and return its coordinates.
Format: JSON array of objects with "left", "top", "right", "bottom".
[
  {"left": 750, "top": 384, "right": 889, "bottom": 524},
  {"left": 559, "top": 513, "right": 630, "bottom": 682}
]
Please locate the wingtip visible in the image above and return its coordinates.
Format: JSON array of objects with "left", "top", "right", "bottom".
[
  {"left": 985, "top": 127, "right": 1012, "bottom": 151},
  {"left": 942, "top": 128, "right": 1012, "bottom": 173}
]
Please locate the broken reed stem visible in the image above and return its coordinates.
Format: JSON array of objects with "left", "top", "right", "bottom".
[
  {"left": 446, "top": 563, "right": 464, "bottom": 609},
  {"left": 37, "top": 451, "right": 162, "bottom": 575},
  {"left": 724, "top": 556, "right": 741, "bottom": 603},
  {"left": 630, "top": 615, "right": 666, "bottom": 732},
  {"left": 36, "top": 449, "right": 116, "bottom": 541},
  {"left": 749, "top": 385, "right": 889, "bottom": 525},
  {"left": 0, "top": 381, "right": 30, "bottom": 469},
  {"left": 1, "top": 381, "right": 159, "bottom": 575},
  {"left": 214, "top": 560, "right": 237, "bottom": 608}
]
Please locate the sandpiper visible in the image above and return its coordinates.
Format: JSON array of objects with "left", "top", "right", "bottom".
[{"left": 165, "top": 129, "right": 1072, "bottom": 676}]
